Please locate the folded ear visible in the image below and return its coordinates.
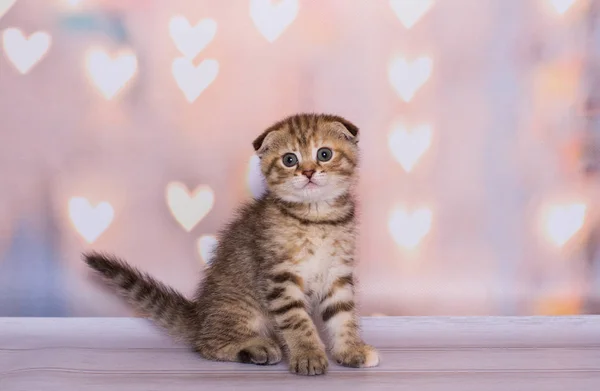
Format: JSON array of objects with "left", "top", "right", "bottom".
[
  {"left": 330, "top": 119, "right": 359, "bottom": 143},
  {"left": 252, "top": 128, "right": 282, "bottom": 156}
]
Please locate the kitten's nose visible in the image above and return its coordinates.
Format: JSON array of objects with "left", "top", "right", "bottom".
[{"left": 302, "top": 170, "right": 315, "bottom": 179}]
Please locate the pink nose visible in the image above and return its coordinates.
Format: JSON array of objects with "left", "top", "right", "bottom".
[{"left": 302, "top": 170, "right": 315, "bottom": 179}]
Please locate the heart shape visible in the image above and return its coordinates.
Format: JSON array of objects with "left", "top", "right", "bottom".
[
  {"left": 388, "top": 207, "right": 432, "bottom": 250},
  {"left": 543, "top": 203, "right": 586, "bottom": 247},
  {"left": 0, "top": 0, "right": 16, "bottom": 20},
  {"left": 247, "top": 155, "right": 267, "bottom": 198},
  {"left": 69, "top": 197, "right": 114, "bottom": 244},
  {"left": 388, "top": 56, "right": 432, "bottom": 102},
  {"left": 166, "top": 182, "right": 214, "bottom": 232},
  {"left": 388, "top": 122, "right": 432, "bottom": 172},
  {"left": 389, "top": 0, "right": 434, "bottom": 29},
  {"left": 172, "top": 57, "right": 219, "bottom": 103},
  {"left": 2, "top": 28, "right": 51, "bottom": 74},
  {"left": 196, "top": 235, "right": 218, "bottom": 266},
  {"left": 250, "top": 0, "right": 298, "bottom": 43},
  {"left": 169, "top": 16, "right": 217, "bottom": 59},
  {"left": 549, "top": 0, "right": 576, "bottom": 14},
  {"left": 85, "top": 48, "right": 137, "bottom": 100}
]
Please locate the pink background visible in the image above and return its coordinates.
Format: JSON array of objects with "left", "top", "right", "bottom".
[{"left": 1, "top": 0, "right": 598, "bottom": 317}]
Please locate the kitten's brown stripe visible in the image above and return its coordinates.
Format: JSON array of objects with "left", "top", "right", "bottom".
[
  {"left": 287, "top": 117, "right": 298, "bottom": 138},
  {"left": 292, "top": 318, "right": 309, "bottom": 330},
  {"left": 321, "top": 275, "right": 354, "bottom": 303},
  {"left": 274, "top": 202, "right": 355, "bottom": 226},
  {"left": 337, "top": 151, "right": 357, "bottom": 167},
  {"left": 265, "top": 156, "right": 280, "bottom": 177},
  {"left": 266, "top": 286, "right": 286, "bottom": 301},
  {"left": 268, "top": 272, "right": 303, "bottom": 287},
  {"left": 271, "top": 300, "right": 305, "bottom": 315},
  {"left": 290, "top": 115, "right": 302, "bottom": 141},
  {"left": 279, "top": 316, "right": 308, "bottom": 331},
  {"left": 322, "top": 301, "right": 355, "bottom": 322}
]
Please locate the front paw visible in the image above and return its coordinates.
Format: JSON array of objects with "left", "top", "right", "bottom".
[
  {"left": 289, "top": 347, "right": 329, "bottom": 376},
  {"left": 334, "top": 344, "right": 379, "bottom": 368}
]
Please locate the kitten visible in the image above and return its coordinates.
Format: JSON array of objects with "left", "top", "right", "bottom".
[{"left": 84, "top": 113, "right": 379, "bottom": 376}]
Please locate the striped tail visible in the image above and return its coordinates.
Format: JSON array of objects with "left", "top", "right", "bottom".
[{"left": 83, "top": 251, "right": 196, "bottom": 343}]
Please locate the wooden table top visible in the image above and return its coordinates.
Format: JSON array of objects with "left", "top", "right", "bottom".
[{"left": 2, "top": 316, "right": 600, "bottom": 390}]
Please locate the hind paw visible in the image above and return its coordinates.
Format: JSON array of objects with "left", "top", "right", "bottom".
[{"left": 237, "top": 338, "right": 282, "bottom": 365}]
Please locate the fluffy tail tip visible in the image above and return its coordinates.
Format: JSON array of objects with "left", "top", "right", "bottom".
[{"left": 82, "top": 251, "right": 121, "bottom": 278}]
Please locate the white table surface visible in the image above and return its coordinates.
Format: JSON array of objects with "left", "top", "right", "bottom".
[{"left": 2, "top": 316, "right": 600, "bottom": 390}]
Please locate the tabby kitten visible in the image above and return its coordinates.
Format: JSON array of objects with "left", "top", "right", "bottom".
[{"left": 84, "top": 113, "right": 379, "bottom": 376}]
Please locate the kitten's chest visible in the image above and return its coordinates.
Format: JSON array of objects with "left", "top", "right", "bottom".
[{"left": 284, "top": 226, "right": 354, "bottom": 295}]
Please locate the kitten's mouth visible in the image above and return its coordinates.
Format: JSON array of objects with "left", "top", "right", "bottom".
[{"left": 304, "top": 181, "right": 319, "bottom": 189}]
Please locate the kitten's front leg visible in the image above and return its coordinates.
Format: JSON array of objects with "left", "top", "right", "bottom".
[
  {"left": 266, "top": 271, "right": 329, "bottom": 376},
  {"left": 319, "top": 274, "right": 380, "bottom": 368}
]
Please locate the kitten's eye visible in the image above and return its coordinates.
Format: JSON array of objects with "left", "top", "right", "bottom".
[
  {"left": 282, "top": 153, "right": 298, "bottom": 167},
  {"left": 317, "top": 148, "right": 333, "bottom": 162}
]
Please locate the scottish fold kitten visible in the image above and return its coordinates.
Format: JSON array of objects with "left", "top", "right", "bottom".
[{"left": 84, "top": 113, "right": 379, "bottom": 376}]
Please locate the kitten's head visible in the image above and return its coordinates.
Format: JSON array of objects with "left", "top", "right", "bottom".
[{"left": 253, "top": 113, "right": 359, "bottom": 203}]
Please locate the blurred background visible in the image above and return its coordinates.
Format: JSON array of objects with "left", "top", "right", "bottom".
[{"left": 1, "top": 0, "right": 600, "bottom": 317}]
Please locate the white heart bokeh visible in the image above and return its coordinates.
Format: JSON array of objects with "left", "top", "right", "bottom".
[
  {"left": 85, "top": 48, "right": 138, "bottom": 100},
  {"left": 548, "top": 0, "right": 576, "bottom": 15},
  {"left": 388, "top": 122, "right": 432, "bottom": 172},
  {"left": 166, "top": 182, "right": 215, "bottom": 232},
  {"left": 68, "top": 197, "right": 114, "bottom": 244},
  {"left": 250, "top": 0, "right": 298, "bottom": 43},
  {"left": 172, "top": 57, "right": 219, "bottom": 103},
  {"left": 0, "top": 0, "right": 16, "bottom": 20},
  {"left": 388, "top": 56, "right": 432, "bottom": 102},
  {"left": 2, "top": 28, "right": 51, "bottom": 74},
  {"left": 542, "top": 203, "right": 586, "bottom": 247},
  {"left": 169, "top": 16, "right": 217, "bottom": 59},
  {"left": 389, "top": 0, "right": 434, "bottom": 29},
  {"left": 389, "top": 206, "right": 432, "bottom": 250}
]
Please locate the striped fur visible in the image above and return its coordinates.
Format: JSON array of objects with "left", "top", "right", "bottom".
[
  {"left": 84, "top": 253, "right": 196, "bottom": 342},
  {"left": 83, "top": 113, "right": 379, "bottom": 376}
]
